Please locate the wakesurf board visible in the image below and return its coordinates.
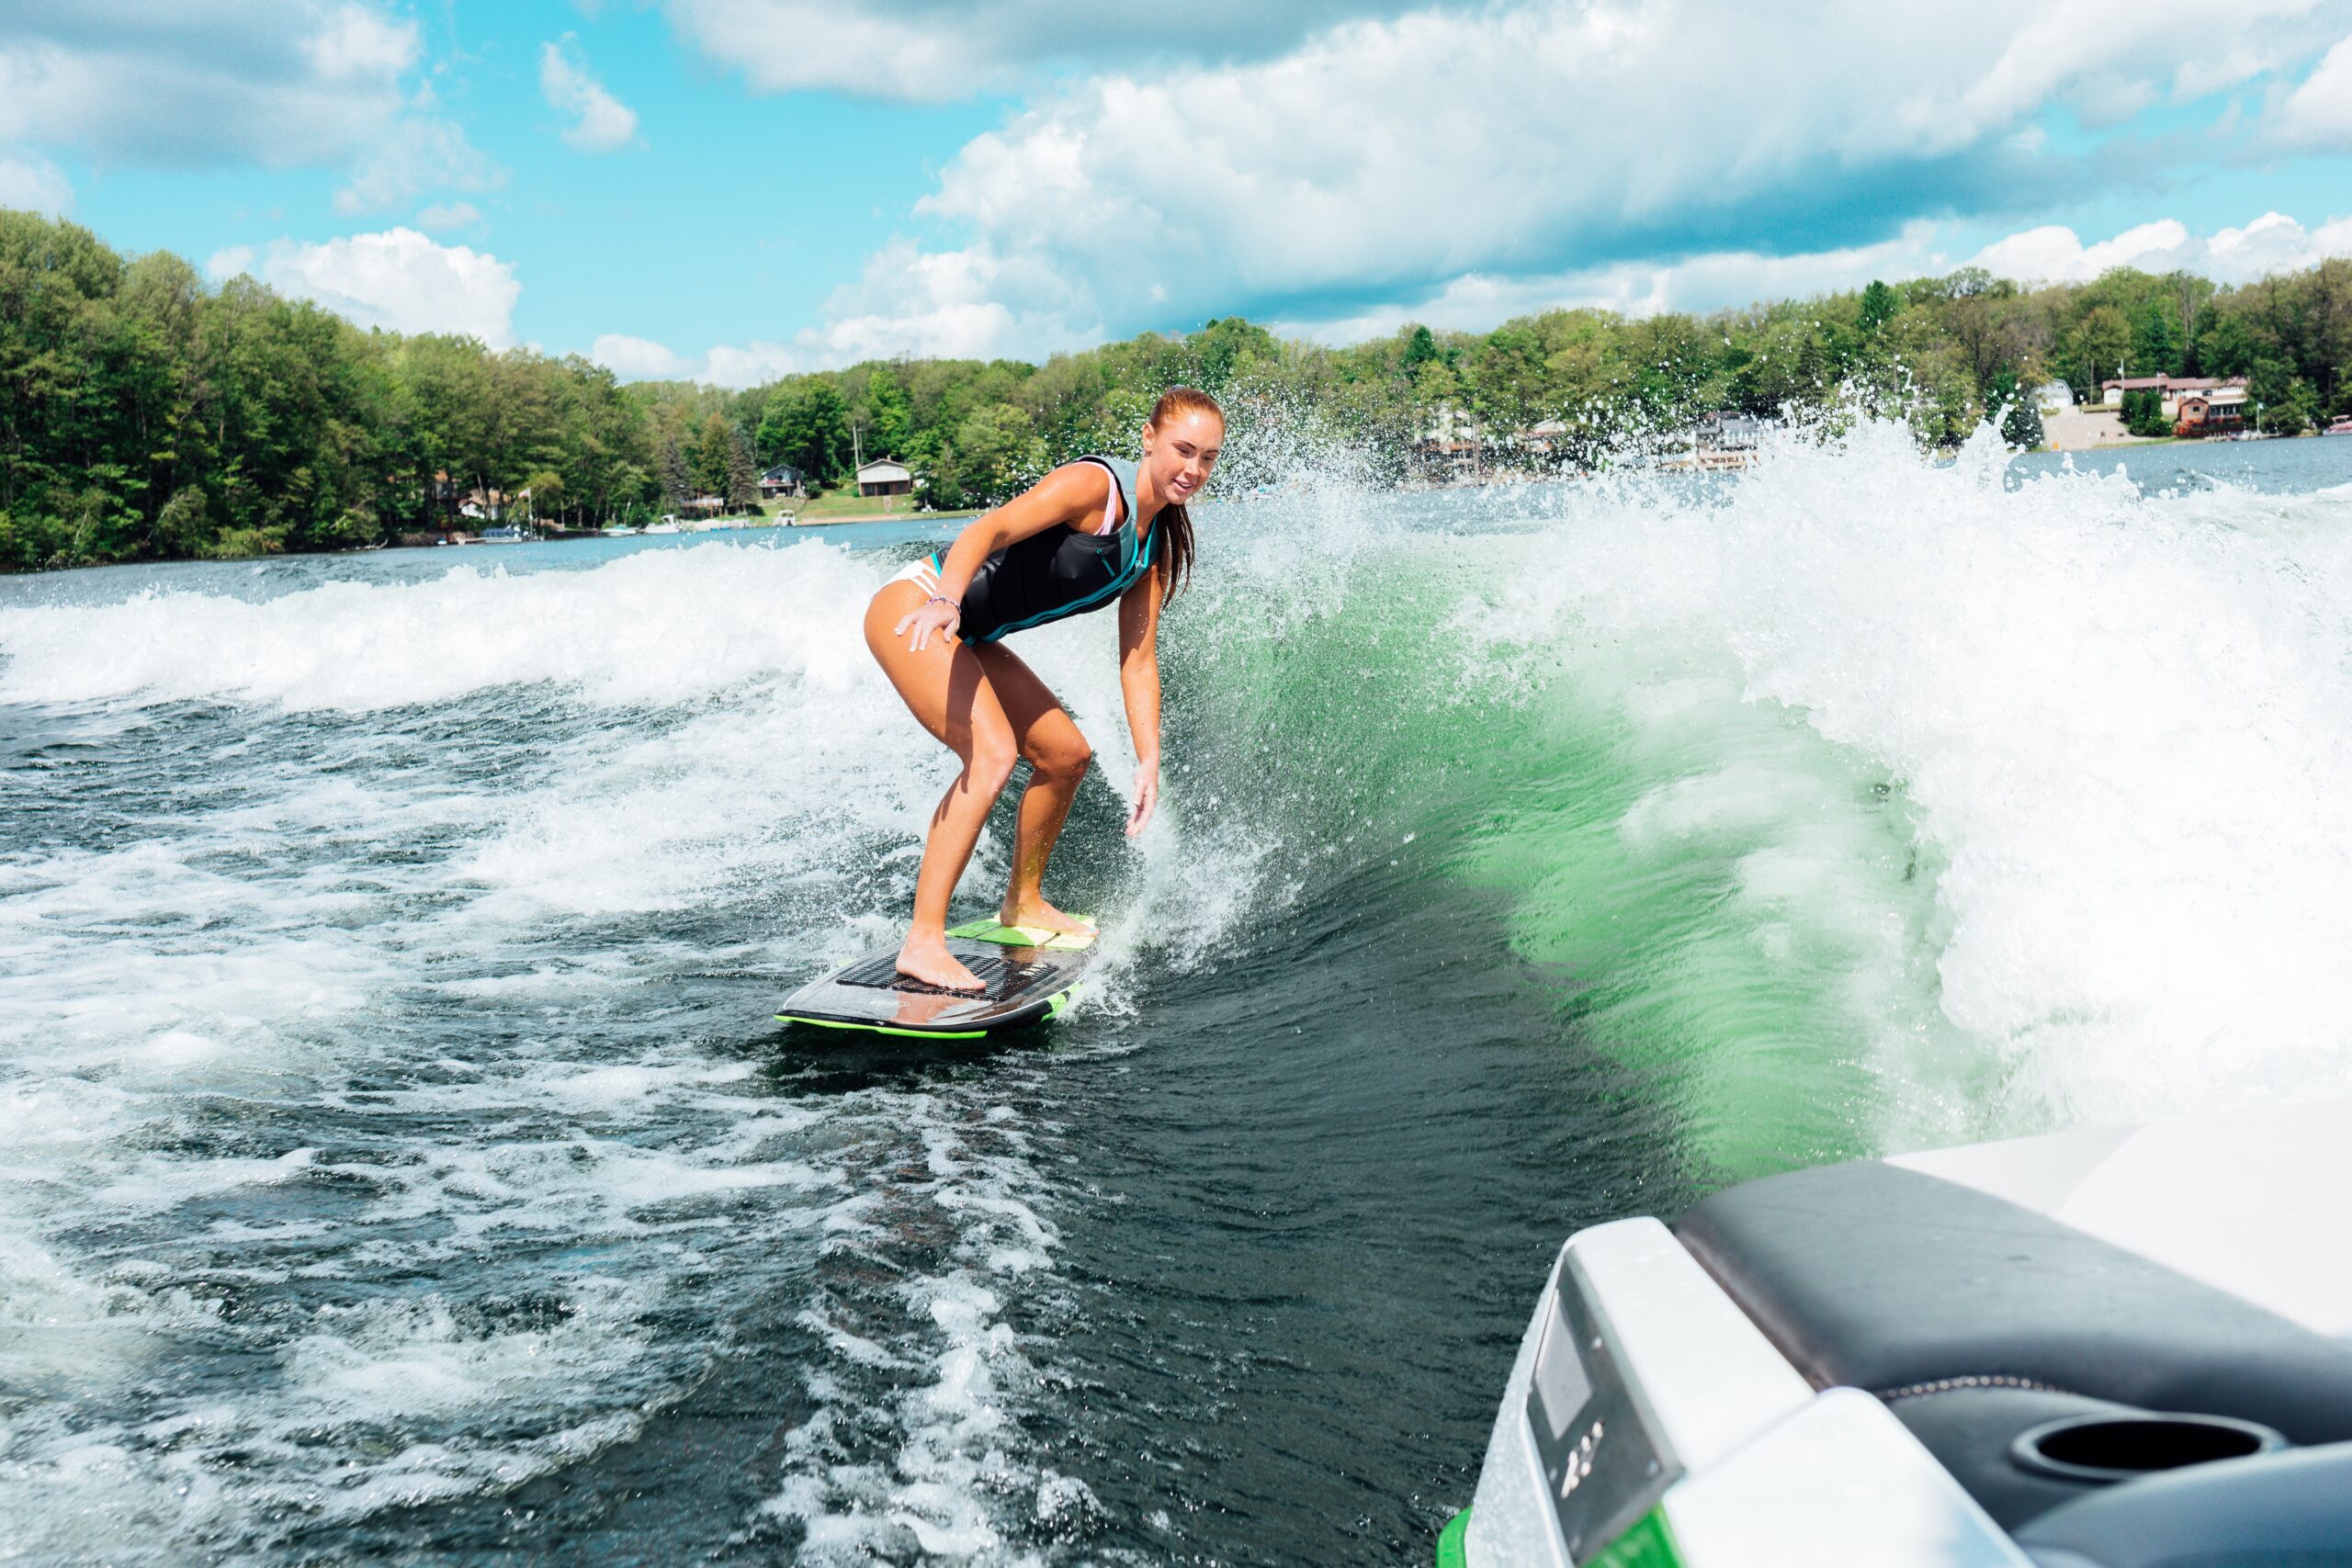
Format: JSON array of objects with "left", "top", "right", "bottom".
[{"left": 775, "top": 918, "right": 1094, "bottom": 1039}]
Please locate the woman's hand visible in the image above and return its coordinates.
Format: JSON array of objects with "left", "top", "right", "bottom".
[
  {"left": 1125, "top": 757, "right": 1159, "bottom": 838},
  {"left": 894, "top": 595, "right": 961, "bottom": 652}
]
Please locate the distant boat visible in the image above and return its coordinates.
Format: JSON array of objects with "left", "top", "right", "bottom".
[
  {"left": 2326, "top": 419, "right": 2352, "bottom": 436},
  {"left": 477, "top": 525, "right": 534, "bottom": 544},
  {"left": 598, "top": 524, "right": 640, "bottom": 536},
  {"left": 643, "top": 520, "right": 683, "bottom": 536}
]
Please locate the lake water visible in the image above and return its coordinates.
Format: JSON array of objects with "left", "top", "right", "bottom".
[{"left": 3, "top": 423, "right": 2350, "bottom": 1563}]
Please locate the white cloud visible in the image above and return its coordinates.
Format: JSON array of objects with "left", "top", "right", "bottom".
[
  {"left": 0, "top": 4, "right": 502, "bottom": 220},
  {"left": 2273, "top": 33, "right": 2352, "bottom": 147},
  {"left": 807, "top": 0, "right": 2344, "bottom": 359},
  {"left": 0, "top": 2, "right": 419, "bottom": 167},
  {"left": 590, "top": 333, "right": 800, "bottom": 388},
  {"left": 661, "top": 0, "right": 1420, "bottom": 100},
  {"left": 1274, "top": 224, "right": 1951, "bottom": 343},
  {"left": 217, "top": 229, "right": 522, "bottom": 346},
  {"left": 414, "top": 200, "right": 483, "bottom": 231},
  {"left": 539, "top": 37, "right": 639, "bottom": 153},
  {"left": 334, "top": 111, "right": 503, "bottom": 215},
  {"left": 1969, "top": 210, "right": 2352, "bottom": 285},
  {"left": 0, "top": 152, "right": 72, "bottom": 215},
  {"left": 702, "top": 341, "right": 800, "bottom": 387},
  {"left": 590, "top": 333, "right": 691, "bottom": 378}
]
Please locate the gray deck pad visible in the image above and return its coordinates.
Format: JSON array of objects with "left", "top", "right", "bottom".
[{"left": 776, "top": 920, "right": 1094, "bottom": 1037}]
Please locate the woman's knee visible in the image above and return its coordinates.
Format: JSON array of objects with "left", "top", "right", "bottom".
[
  {"left": 1024, "top": 729, "right": 1091, "bottom": 782},
  {"left": 967, "top": 737, "right": 1021, "bottom": 795}
]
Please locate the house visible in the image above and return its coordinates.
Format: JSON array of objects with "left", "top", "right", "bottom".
[
  {"left": 1697, "top": 412, "right": 1766, "bottom": 451},
  {"left": 1411, "top": 438, "right": 1480, "bottom": 480},
  {"left": 2033, "top": 380, "right": 2075, "bottom": 416},
  {"left": 1518, "top": 419, "right": 1570, "bottom": 456},
  {"left": 1693, "top": 412, "right": 1766, "bottom": 467},
  {"left": 2176, "top": 388, "right": 2249, "bottom": 434},
  {"left": 856, "top": 458, "right": 913, "bottom": 498},
  {"left": 758, "top": 463, "right": 804, "bottom": 501},
  {"left": 2098, "top": 376, "right": 2250, "bottom": 418}
]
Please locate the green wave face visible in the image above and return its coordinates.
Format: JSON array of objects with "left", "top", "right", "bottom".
[
  {"left": 1143, "top": 422, "right": 2352, "bottom": 1185},
  {"left": 1447, "top": 642, "right": 1980, "bottom": 1183},
  {"left": 1147, "top": 485, "right": 1989, "bottom": 1187}
]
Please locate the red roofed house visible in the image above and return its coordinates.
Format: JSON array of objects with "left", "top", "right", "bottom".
[{"left": 2099, "top": 376, "right": 2249, "bottom": 419}]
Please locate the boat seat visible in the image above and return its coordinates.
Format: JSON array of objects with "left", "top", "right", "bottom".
[{"left": 1673, "top": 1160, "right": 2352, "bottom": 1446}]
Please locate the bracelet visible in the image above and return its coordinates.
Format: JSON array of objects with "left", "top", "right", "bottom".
[{"left": 925, "top": 594, "right": 960, "bottom": 612}]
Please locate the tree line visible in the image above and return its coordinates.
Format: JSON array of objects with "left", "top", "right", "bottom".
[{"left": 5, "top": 206, "right": 2348, "bottom": 571}]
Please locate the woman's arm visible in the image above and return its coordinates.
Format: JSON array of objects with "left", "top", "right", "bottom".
[
  {"left": 1115, "top": 560, "right": 1165, "bottom": 837},
  {"left": 893, "top": 462, "right": 1117, "bottom": 650}
]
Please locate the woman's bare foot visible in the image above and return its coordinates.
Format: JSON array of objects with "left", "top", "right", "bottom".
[
  {"left": 997, "top": 897, "right": 1097, "bottom": 940},
  {"left": 897, "top": 933, "right": 983, "bottom": 992}
]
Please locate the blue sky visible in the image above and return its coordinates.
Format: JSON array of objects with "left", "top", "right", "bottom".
[{"left": 5, "top": 1, "right": 2350, "bottom": 384}]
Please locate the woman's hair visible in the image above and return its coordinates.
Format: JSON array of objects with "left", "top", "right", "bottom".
[{"left": 1148, "top": 386, "right": 1221, "bottom": 598}]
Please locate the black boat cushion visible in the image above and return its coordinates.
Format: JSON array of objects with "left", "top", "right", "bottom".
[
  {"left": 1673, "top": 1160, "right": 2352, "bottom": 1445},
  {"left": 1885, "top": 1386, "right": 2141, "bottom": 1531}
]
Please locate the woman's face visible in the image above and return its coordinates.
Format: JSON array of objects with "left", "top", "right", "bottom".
[{"left": 1144, "top": 410, "right": 1223, "bottom": 504}]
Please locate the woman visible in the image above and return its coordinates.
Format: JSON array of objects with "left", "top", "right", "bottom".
[{"left": 865, "top": 387, "right": 1224, "bottom": 992}]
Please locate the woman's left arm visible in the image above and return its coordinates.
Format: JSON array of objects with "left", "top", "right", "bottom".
[{"left": 1116, "top": 562, "right": 1166, "bottom": 838}]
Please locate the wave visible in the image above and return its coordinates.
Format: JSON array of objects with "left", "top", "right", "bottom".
[{"left": 3, "top": 420, "right": 2351, "bottom": 1557}]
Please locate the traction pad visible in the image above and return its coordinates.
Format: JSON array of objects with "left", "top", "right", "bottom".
[{"left": 832, "top": 951, "right": 1059, "bottom": 1002}]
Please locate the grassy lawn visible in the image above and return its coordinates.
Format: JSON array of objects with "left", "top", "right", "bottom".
[{"left": 783, "top": 488, "right": 980, "bottom": 525}]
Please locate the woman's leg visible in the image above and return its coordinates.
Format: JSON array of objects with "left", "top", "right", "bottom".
[
  {"left": 865, "top": 581, "right": 1023, "bottom": 990},
  {"left": 969, "top": 642, "right": 1096, "bottom": 937}
]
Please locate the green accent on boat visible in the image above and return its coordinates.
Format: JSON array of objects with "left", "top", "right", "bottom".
[
  {"left": 775, "top": 1014, "right": 989, "bottom": 1041},
  {"left": 945, "top": 917, "right": 1095, "bottom": 951},
  {"left": 1589, "top": 1506, "right": 1684, "bottom": 1568},
  {"left": 1045, "top": 986, "right": 1079, "bottom": 1017},
  {"left": 1435, "top": 1507, "right": 1470, "bottom": 1568}
]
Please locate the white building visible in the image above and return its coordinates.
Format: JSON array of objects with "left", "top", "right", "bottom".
[{"left": 856, "top": 458, "right": 912, "bottom": 498}]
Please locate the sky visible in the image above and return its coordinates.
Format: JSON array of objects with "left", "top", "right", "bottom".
[{"left": 5, "top": 1, "right": 2351, "bottom": 386}]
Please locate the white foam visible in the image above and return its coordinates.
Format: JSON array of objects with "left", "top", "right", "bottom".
[{"left": 1464, "top": 416, "right": 2352, "bottom": 1134}]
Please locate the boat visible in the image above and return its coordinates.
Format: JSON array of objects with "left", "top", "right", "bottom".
[
  {"left": 1439, "top": 1099, "right": 2352, "bottom": 1566},
  {"left": 2324, "top": 419, "right": 2352, "bottom": 436},
  {"left": 597, "top": 524, "right": 640, "bottom": 537},
  {"left": 476, "top": 525, "right": 534, "bottom": 544},
  {"left": 643, "top": 517, "right": 683, "bottom": 536}
]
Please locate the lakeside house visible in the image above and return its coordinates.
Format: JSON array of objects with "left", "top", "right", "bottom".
[
  {"left": 1696, "top": 412, "right": 1765, "bottom": 461},
  {"left": 2176, "top": 387, "right": 2249, "bottom": 434},
  {"left": 2033, "top": 379, "right": 2076, "bottom": 415},
  {"left": 2098, "top": 375, "right": 2250, "bottom": 418},
  {"left": 856, "top": 458, "right": 913, "bottom": 498},
  {"left": 759, "top": 463, "right": 805, "bottom": 501}
]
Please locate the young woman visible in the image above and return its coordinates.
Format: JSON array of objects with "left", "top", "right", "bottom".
[{"left": 864, "top": 387, "right": 1224, "bottom": 992}]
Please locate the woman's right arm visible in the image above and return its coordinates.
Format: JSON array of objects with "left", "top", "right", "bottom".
[{"left": 893, "top": 463, "right": 1114, "bottom": 650}]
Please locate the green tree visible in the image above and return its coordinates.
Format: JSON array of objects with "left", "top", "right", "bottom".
[
  {"left": 658, "top": 430, "right": 691, "bottom": 507},
  {"left": 693, "top": 412, "right": 732, "bottom": 499},
  {"left": 2118, "top": 389, "right": 2167, "bottom": 437},
  {"left": 725, "top": 424, "right": 759, "bottom": 512},
  {"left": 760, "top": 380, "right": 852, "bottom": 483},
  {"left": 926, "top": 404, "right": 1046, "bottom": 508},
  {"left": 1859, "top": 279, "right": 1900, "bottom": 332},
  {"left": 1990, "top": 370, "right": 2044, "bottom": 448},
  {"left": 2062, "top": 305, "right": 2132, "bottom": 400},
  {"left": 153, "top": 485, "right": 212, "bottom": 555},
  {"left": 861, "top": 366, "right": 913, "bottom": 460},
  {"left": 2132, "top": 299, "right": 2182, "bottom": 377}
]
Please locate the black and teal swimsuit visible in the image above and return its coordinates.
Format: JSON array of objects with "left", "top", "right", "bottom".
[{"left": 929, "top": 456, "right": 1155, "bottom": 645}]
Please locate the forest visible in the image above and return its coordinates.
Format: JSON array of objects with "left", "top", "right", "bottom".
[{"left": 4, "top": 206, "right": 2348, "bottom": 570}]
